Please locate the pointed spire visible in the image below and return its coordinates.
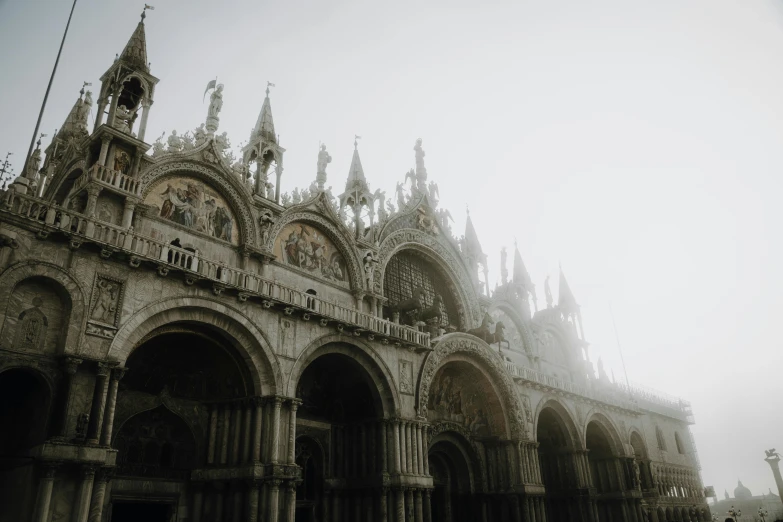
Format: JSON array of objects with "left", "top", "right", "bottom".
[
  {"left": 558, "top": 264, "right": 579, "bottom": 314},
  {"left": 119, "top": 10, "right": 150, "bottom": 72},
  {"left": 464, "top": 207, "right": 485, "bottom": 259},
  {"left": 57, "top": 86, "right": 93, "bottom": 141},
  {"left": 512, "top": 241, "right": 534, "bottom": 291},
  {"left": 251, "top": 82, "right": 276, "bottom": 142},
  {"left": 344, "top": 135, "right": 368, "bottom": 191}
]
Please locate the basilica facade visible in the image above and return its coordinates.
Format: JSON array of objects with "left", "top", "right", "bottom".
[{"left": 0, "top": 11, "right": 708, "bottom": 522}]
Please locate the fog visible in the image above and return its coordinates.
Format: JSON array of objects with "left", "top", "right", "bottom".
[{"left": 1, "top": 0, "right": 782, "bottom": 497}]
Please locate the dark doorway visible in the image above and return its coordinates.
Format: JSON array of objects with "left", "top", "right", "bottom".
[{"left": 111, "top": 502, "right": 171, "bottom": 522}]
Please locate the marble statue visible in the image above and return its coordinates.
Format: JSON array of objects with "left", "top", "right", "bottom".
[
  {"left": 208, "top": 84, "right": 224, "bottom": 120},
  {"left": 317, "top": 144, "right": 332, "bottom": 175},
  {"left": 114, "top": 104, "right": 136, "bottom": 134}
]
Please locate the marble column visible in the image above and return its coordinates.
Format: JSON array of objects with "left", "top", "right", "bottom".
[
  {"left": 288, "top": 400, "right": 299, "bottom": 464},
  {"left": 191, "top": 484, "right": 204, "bottom": 522},
  {"left": 32, "top": 462, "right": 59, "bottom": 522},
  {"left": 380, "top": 421, "right": 388, "bottom": 474},
  {"left": 100, "top": 366, "right": 126, "bottom": 446},
  {"left": 511, "top": 495, "right": 522, "bottom": 522},
  {"left": 406, "top": 422, "right": 414, "bottom": 474},
  {"left": 232, "top": 486, "right": 243, "bottom": 522},
  {"left": 422, "top": 426, "right": 430, "bottom": 476},
  {"left": 97, "top": 136, "right": 111, "bottom": 166},
  {"left": 286, "top": 481, "right": 297, "bottom": 522},
  {"left": 379, "top": 487, "right": 388, "bottom": 522},
  {"left": 268, "top": 480, "right": 281, "bottom": 522},
  {"left": 331, "top": 490, "right": 340, "bottom": 522},
  {"left": 56, "top": 357, "right": 81, "bottom": 438},
  {"left": 396, "top": 488, "right": 405, "bottom": 522},
  {"left": 412, "top": 423, "right": 420, "bottom": 475},
  {"left": 394, "top": 420, "right": 402, "bottom": 473},
  {"left": 220, "top": 405, "right": 231, "bottom": 464},
  {"left": 414, "top": 490, "right": 424, "bottom": 522},
  {"left": 231, "top": 402, "right": 242, "bottom": 464},
  {"left": 406, "top": 489, "right": 414, "bottom": 522},
  {"left": 208, "top": 404, "right": 219, "bottom": 464},
  {"left": 252, "top": 397, "right": 264, "bottom": 462},
  {"left": 87, "top": 468, "right": 112, "bottom": 522},
  {"left": 73, "top": 465, "right": 98, "bottom": 522},
  {"left": 242, "top": 399, "right": 253, "bottom": 463},
  {"left": 523, "top": 497, "right": 534, "bottom": 522},
  {"left": 397, "top": 421, "right": 406, "bottom": 473},
  {"left": 86, "top": 363, "right": 111, "bottom": 444},
  {"left": 245, "top": 481, "right": 260, "bottom": 522},
  {"left": 271, "top": 398, "right": 282, "bottom": 464},
  {"left": 423, "top": 490, "right": 432, "bottom": 522}
]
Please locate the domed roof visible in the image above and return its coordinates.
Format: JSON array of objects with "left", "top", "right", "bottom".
[{"left": 734, "top": 480, "right": 752, "bottom": 500}]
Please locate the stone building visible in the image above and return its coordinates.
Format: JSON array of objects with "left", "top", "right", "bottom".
[
  {"left": 710, "top": 483, "right": 783, "bottom": 522},
  {"left": 0, "top": 10, "right": 709, "bottom": 522}
]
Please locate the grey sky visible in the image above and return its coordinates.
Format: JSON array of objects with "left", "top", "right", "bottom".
[{"left": 2, "top": 0, "right": 782, "bottom": 498}]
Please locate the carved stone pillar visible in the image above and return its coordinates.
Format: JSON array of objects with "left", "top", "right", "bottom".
[
  {"left": 56, "top": 357, "right": 81, "bottom": 438},
  {"left": 231, "top": 402, "right": 242, "bottom": 465},
  {"left": 414, "top": 489, "right": 424, "bottom": 522},
  {"left": 379, "top": 487, "right": 388, "bottom": 522},
  {"left": 406, "top": 489, "right": 415, "bottom": 522},
  {"left": 208, "top": 404, "right": 219, "bottom": 464},
  {"left": 100, "top": 366, "right": 126, "bottom": 446},
  {"left": 191, "top": 483, "right": 204, "bottom": 522},
  {"left": 286, "top": 481, "right": 297, "bottom": 522},
  {"left": 138, "top": 99, "right": 153, "bottom": 142},
  {"left": 84, "top": 185, "right": 102, "bottom": 218},
  {"left": 379, "top": 420, "right": 388, "bottom": 474},
  {"left": 396, "top": 488, "right": 405, "bottom": 522},
  {"left": 331, "top": 490, "right": 340, "bottom": 522},
  {"left": 121, "top": 200, "right": 136, "bottom": 229},
  {"left": 86, "top": 363, "right": 111, "bottom": 444},
  {"left": 220, "top": 404, "right": 231, "bottom": 464},
  {"left": 423, "top": 490, "right": 432, "bottom": 522},
  {"left": 32, "top": 462, "right": 59, "bottom": 522},
  {"left": 412, "top": 423, "right": 420, "bottom": 475},
  {"left": 288, "top": 400, "right": 299, "bottom": 464},
  {"left": 394, "top": 420, "right": 402, "bottom": 473},
  {"left": 242, "top": 399, "right": 253, "bottom": 463},
  {"left": 268, "top": 480, "right": 281, "bottom": 522},
  {"left": 271, "top": 397, "right": 282, "bottom": 464},
  {"left": 252, "top": 397, "right": 264, "bottom": 462},
  {"left": 97, "top": 136, "right": 111, "bottom": 166},
  {"left": 73, "top": 465, "right": 98, "bottom": 522},
  {"left": 422, "top": 425, "right": 430, "bottom": 476},
  {"left": 87, "top": 468, "right": 113, "bottom": 522}
]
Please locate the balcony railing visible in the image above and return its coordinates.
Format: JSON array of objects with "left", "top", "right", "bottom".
[
  {"left": 615, "top": 382, "right": 693, "bottom": 422},
  {"left": 1, "top": 191, "right": 430, "bottom": 348},
  {"left": 504, "top": 362, "right": 641, "bottom": 413},
  {"left": 72, "top": 164, "right": 141, "bottom": 197}
]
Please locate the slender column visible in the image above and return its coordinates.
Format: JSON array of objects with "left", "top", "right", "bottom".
[
  {"left": 379, "top": 487, "right": 388, "bottom": 522},
  {"left": 214, "top": 485, "right": 225, "bottom": 522},
  {"left": 423, "top": 426, "right": 430, "bottom": 476},
  {"left": 413, "top": 424, "right": 421, "bottom": 475},
  {"left": 100, "top": 367, "right": 126, "bottom": 446},
  {"left": 242, "top": 400, "right": 253, "bottom": 463},
  {"left": 414, "top": 490, "right": 424, "bottom": 522},
  {"left": 288, "top": 400, "right": 299, "bottom": 464},
  {"left": 361, "top": 423, "right": 368, "bottom": 476},
  {"left": 268, "top": 480, "right": 281, "bottom": 522},
  {"left": 231, "top": 402, "right": 242, "bottom": 464},
  {"left": 208, "top": 404, "right": 219, "bottom": 464},
  {"left": 245, "top": 481, "right": 259, "bottom": 522},
  {"left": 271, "top": 398, "right": 282, "bottom": 464},
  {"left": 390, "top": 420, "right": 399, "bottom": 473},
  {"left": 87, "top": 468, "right": 112, "bottom": 522},
  {"left": 137, "top": 100, "right": 153, "bottom": 142},
  {"left": 191, "top": 484, "right": 204, "bottom": 522},
  {"left": 120, "top": 200, "right": 136, "bottom": 228},
  {"left": 395, "top": 421, "right": 403, "bottom": 473},
  {"left": 406, "top": 489, "right": 415, "bottom": 522},
  {"left": 86, "top": 363, "right": 111, "bottom": 444},
  {"left": 252, "top": 398, "right": 264, "bottom": 462},
  {"left": 286, "top": 481, "right": 297, "bottom": 522},
  {"left": 220, "top": 405, "right": 231, "bottom": 464},
  {"left": 32, "top": 462, "right": 59, "bottom": 522},
  {"left": 73, "top": 465, "right": 97, "bottom": 522},
  {"left": 232, "top": 486, "right": 243, "bottom": 522},
  {"left": 511, "top": 495, "right": 522, "bottom": 522},
  {"left": 97, "top": 136, "right": 111, "bottom": 166},
  {"left": 404, "top": 422, "right": 412, "bottom": 473},
  {"left": 332, "top": 490, "right": 340, "bottom": 522},
  {"left": 380, "top": 421, "right": 388, "bottom": 473},
  {"left": 423, "top": 490, "right": 432, "bottom": 522},
  {"left": 524, "top": 497, "right": 534, "bottom": 522},
  {"left": 57, "top": 357, "right": 81, "bottom": 438},
  {"left": 396, "top": 488, "right": 405, "bottom": 522},
  {"left": 321, "top": 490, "right": 330, "bottom": 522}
]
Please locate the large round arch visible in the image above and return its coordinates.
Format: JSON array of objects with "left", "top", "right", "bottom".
[
  {"left": 138, "top": 158, "right": 258, "bottom": 248},
  {"left": 0, "top": 261, "right": 86, "bottom": 355},
  {"left": 417, "top": 333, "right": 527, "bottom": 441},
  {"left": 106, "top": 296, "right": 282, "bottom": 395},
  {"left": 286, "top": 333, "right": 399, "bottom": 417},
  {"left": 376, "top": 230, "right": 482, "bottom": 328},
  {"left": 585, "top": 414, "right": 629, "bottom": 521},
  {"left": 428, "top": 429, "right": 483, "bottom": 522}
]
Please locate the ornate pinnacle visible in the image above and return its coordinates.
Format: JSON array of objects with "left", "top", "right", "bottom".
[
  {"left": 354, "top": 135, "right": 361, "bottom": 149},
  {"left": 266, "top": 81, "right": 275, "bottom": 97}
]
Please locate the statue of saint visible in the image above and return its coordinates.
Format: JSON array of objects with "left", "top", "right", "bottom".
[
  {"left": 414, "top": 138, "right": 426, "bottom": 176},
  {"left": 317, "top": 144, "right": 332, "bottom": 174},
  {"left": 208, "top": 84, "right": 224, "bottom": 119},
  {"left": 114, "top": 104, "right": 135, "bottom": 134}
]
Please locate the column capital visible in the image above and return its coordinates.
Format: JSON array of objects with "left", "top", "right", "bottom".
[
  {"left": 40, "top": 461, "right": 62, "bottom": 478},
  {"left": 269, "top": 479, "right": 282, "bottom": 489},
  {"left": 82, "top": 463, "right": 100, "bottom": 479},
  {"left": 111, "top": 366, "right": 127, "bottom": 381},
  {"left": 289, "top": 398, "right": 302, "bottom": 410},
  {"left": 95, "top": 362, "right": 112, "bottom": 378},
  {"left": 96, "top": 467, "right": 115, "bottom": 484},
  {"left": 62, "top": 357, "right": 82, "bottom": 375},
  {"left": 285, "top": 480, "right": 299, "bottom": 492}
]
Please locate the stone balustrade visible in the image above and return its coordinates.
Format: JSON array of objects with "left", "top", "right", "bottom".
[
  {"left": 72, "top": 164, "right": 141, "bottom": 197},
  {"left": 1, "top": 190, "right": 431, "bottom": 348}
]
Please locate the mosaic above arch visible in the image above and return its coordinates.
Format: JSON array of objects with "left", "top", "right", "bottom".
[
  {"left": 275, "top": 222, "right": 350, "bottom": 287},
  {"left": 144, "top": 176, "right": 239, "bottom": 244}
]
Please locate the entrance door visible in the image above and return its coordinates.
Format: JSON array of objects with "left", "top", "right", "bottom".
[{"left": 110, "top": 502, "right": 171, "bottom": 522}]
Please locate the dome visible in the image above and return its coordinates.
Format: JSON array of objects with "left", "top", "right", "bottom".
[{"left": 734, "top": 480, "right": 752, "bottom": 500}]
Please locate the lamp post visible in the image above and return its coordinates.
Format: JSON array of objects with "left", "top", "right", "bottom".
[
  {"left": 728, "top": 505, "right": 741, "bottom": 521},
  {"left": 758, "top": 506, "right": 769, "bottom": 522}
]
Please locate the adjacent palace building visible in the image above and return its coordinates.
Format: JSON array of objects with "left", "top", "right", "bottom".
[{"left": 0, "top": 11, "right": 709, "bottom": 522}]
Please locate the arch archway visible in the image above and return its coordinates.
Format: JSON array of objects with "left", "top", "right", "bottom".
[
  {"left": 0, "top": 368, "right": 52, "bottom": 522},
  {"left": 585, "top": 416, "right": 630, "bottom": 521},
  {"left": 293, "top": 345, "right": 391, "bottom": 520},
  {"left": 536, "top": 401, "right": 582, "bottom": 522},
  {"left": 428, "top": 431, "right": 479, "bottom": 522}
]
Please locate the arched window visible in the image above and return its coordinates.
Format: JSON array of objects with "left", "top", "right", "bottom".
[
  {"left": 674, "top": 431, "right": 686, "bottom": 454},
  {"left": 656, "top": 426, "right": 667, "bottom": 451}
]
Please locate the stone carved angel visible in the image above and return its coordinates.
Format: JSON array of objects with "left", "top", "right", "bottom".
[{"left": 167, "top": 130, "right": 183, "bottom": 152}]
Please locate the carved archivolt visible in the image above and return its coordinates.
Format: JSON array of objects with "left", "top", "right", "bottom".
[
  {"left": 377, "top": 229, "right": 480, "bottom": 327},
  {"left": 138, "top": 159, "right": 257, "bottom": 249},
  {"left": 265, "top": 209, "right": 364, "bottom": 293},
  {"left": 46, "top": 158, "right": 87, "bottom": 203},
  {"left": 417, "top": 333, "right": 528, "bottom": 441},
  {"left": 428, "top": 420, "right": 487, "bottom": 491}
]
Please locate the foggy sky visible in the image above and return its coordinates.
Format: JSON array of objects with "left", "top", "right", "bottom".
[{"left": 1, "top": 0, "right": 782, "bottom": 499}]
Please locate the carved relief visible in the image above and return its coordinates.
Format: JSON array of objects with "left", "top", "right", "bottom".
[
  {"left": 279, "top": 316, "right": 296, "bottom": 358},
  {"left": 13, "top": 297, "right": 48, "bottom": 352},
  {"left": 89, "top": 275, "right": 123, "bottom": 326},
  {"left": 418, "top": 334, "right": 528, "bottom": 440},
  {"left": 399, "top": 359, "right": 414, "bottom": 395}
]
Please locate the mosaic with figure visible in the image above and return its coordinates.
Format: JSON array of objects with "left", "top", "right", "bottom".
[
  {"left": 144, "top": 177, "right": 238, "bottom": 244},
  {"left": 275, "top": 222, "right": 348, "bottom": 286},
  {"left": 427, "top": 361, "right": 504, "bottom": 437}
]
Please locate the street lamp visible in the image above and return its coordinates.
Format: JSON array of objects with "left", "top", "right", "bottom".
[
  {"left": 758, "top": 506, "right": 769, "bottom": 522},
  {"left": 712, "top": 514, "right": 720, "bottom": 522},
  {"left": 728, "top": 506, "right": 741, "bottom": 521}
]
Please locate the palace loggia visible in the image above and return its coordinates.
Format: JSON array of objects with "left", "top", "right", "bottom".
[{"left": 0, "top": 10, "right": 710, "bottom": 522}]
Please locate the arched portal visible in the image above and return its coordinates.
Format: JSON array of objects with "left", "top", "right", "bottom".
[
  {"left": 294, "top": 349, "right": 388, "bottom": 520},
  {"left": 0, "top": 368, "right": 51, "bottom": 522},
  {"left": 428, "top": 433, "right": 477, "bottom": 522},
  {"left": 585, "top": 418, "right": 627, "bottom": 520},
  {"left": 631, "top": 430, "right": 654, "bottom": 492},
  {"left": 536, "top": 403, "right": 582, "bottom": 522}
]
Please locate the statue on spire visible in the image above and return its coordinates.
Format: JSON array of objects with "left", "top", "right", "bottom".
[
  {"left": 413, "top": 138, "right": 428, "bottom": 197},
  {"left": 544, "top": 275, "right": 553, "bottom": 308},
  {"left": 500, "top": 247, "right": 508, "bottom": 285},
  {"left": 316, "top": 143, "right": 332, "bottom": 190},
  {"left": 204, "top": 79, "right": 224, "bottom": 135}
]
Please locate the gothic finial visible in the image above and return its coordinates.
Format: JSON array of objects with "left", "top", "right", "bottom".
[
  {"left": 142, "top": 4, "right": 154, "bottom": 20},
  {"left": 37, "top": 133, "right": 47, "bottom": 148},
  {"left": 354, "top": 135, "right": 361, "bottom": 149},
  {"left": 266, "top": 81, "right": 275, "bottom": 97}
]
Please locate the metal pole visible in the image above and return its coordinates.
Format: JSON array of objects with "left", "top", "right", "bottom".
[
  {"left": 609, "top": 302, "right": 632, "bottom": 391},
  {"left": 21, "top": 0, "right": 79, "bottom": 177}
]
